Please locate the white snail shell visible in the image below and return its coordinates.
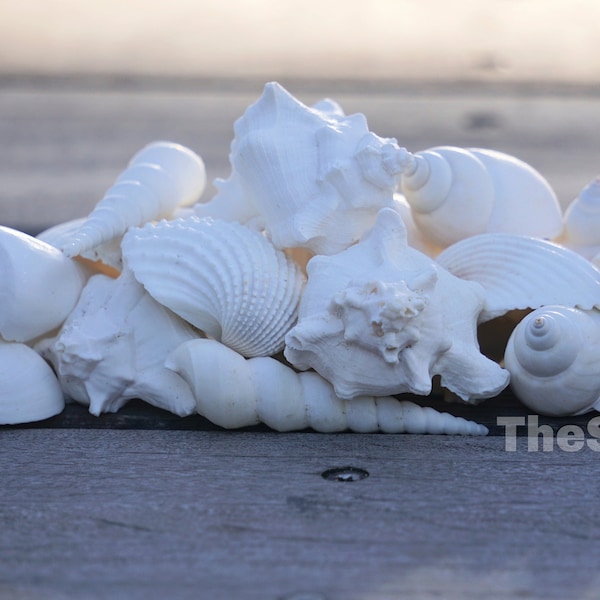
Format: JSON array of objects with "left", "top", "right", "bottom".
[
  {"left": 504, "top": 306, "right": 600, "bottom": 416},
  {"left": 58, "top": 141, "right": 206, "bottom": 257},
  {"left": 165, "top": 338, "right": 488, "bottom": 435},
  {"left": 399, "top": 146, "right": 563, "bottom": 248}
]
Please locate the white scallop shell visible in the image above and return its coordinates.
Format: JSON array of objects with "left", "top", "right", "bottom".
[
  {"left": 122, "top": 216, "right": 306, "bottom": 357},
  {"left": 504, "top": 306, "right": 600, "bottom": 416},
  {"left": 36, "top": 270, "right": 198, "bottom": 416},
  {"left": 436, "top": 232, "right": 600, "bottom": 322},
  {"left": 194, "top": 81, "right": 409, "bottom": 255},
  {"left": 57, "top": 141, "right": 207, "bottom": 257},
  {"left": 398, "top": 146, "right": 563, "bottom": 248},
  {"left": 284, "top": 207, "right": 510, "bottom": 403},
  {"left": 0, "top": 226, "right": 87, "bottom": 342},
  {"left": 166, "top": 338, "right": 488, "bottom": 435},
  {"left": 0, "top": 340, "right": 64, "bottom": 424}
]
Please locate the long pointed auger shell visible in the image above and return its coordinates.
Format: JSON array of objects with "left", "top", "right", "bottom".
[
  {"left": 0, "top": 226, "right": 87, "bottom": 342},
  {"left": 122, "top": 216, "right": 306, "bottom": 358},
  {"left": 0, "top": 340, "right": 64, "bottom": 424},
  {"left": 165, "top": 338, "right": 488, "bottom": 435},
  {"left": 436, "top": 233, "right": 600, "bottom": 322},
  {"left": 58, "top": 141, "right": 207, "bottom": 258}
]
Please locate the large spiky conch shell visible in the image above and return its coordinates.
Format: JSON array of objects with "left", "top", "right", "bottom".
[
  {"left": 397, "top": 146, "right": 563, "bottom": 248},
  {"left": 0, "top": 226, "right": 87, "bottom": 342},
  {"left": 57, "top": 141, "right": 207, "bottom": 258},
  {"left": 165, "top": 338, "right": 488, "bottom": 435},
  {"left": 0, "top": 339, "right": 64, "bottom": 424},
  {"left": 556, "top": 176, "right": 600, "bottom": 261},
  {"left": 194, "top": 81, "right": 408, "bottom": 255},
  {"left": 121, "top": 216, "right": 306, "bottom": 358},
  {"left": 504, "top": 306, "right": 600, "bottom": 416},
  {"left": 36, "top": 270, "right": 198, "bottom": 416}
]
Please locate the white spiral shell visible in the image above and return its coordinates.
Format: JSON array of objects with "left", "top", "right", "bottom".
[
  {"left": 398, "top": 146, "right": 563, "bottom": 248},
  {"left": 504, "top": 306, "right": 600, "bottom": 416},
  {"left": 58, "top": 141, "right": 207, "bottom": 257},
  {"left": 122, "top": 216, "right": 306, "bottom": 358},
  {"left": 165, "top": 338, "right": 488, "bottom": 435}
]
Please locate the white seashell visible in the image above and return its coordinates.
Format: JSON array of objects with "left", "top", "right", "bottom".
[
  {"left": 58, "top": 141, "right": 207, "bottom": 258},
  {"left": 436, "top": 232, "right": 600, "bottom": 322},
  {"left": 284, "top": 207, "right": 509, "bottom": 403},
  {"left": 504, "top": 306, "right": 600, "bottom": 416},
  {"left": 557, "top": 176, "right": 600, "bottom": 260},
  {"left": 38, "top": 217, "right": 123, "bottom": 274},
  {"left": 398, "top": 146, "right": 563, "bottom": 248},
  {"left": 165, "top": 338, "right": 488, "bottom": 435},
  {"left": 36, "top": 270, "right": 198, "bottom": 416},
  {"left": 194, "top": 81, "right": 409, "bottom": 255},
  {"left": 122, "top": 216, "right": 306, "bottom": 357},
  {"left": 0, "top": 226, "right": 87, "bottom": 342},
  {"left": 0, "top": 339, "right": 64, "bottom": 424}
]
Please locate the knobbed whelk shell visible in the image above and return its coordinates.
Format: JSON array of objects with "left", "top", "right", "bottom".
[
  {"left": 122, "top": 216, "right": 306, "bottom": 357},
  {"left": 0, "top": 226, "right": 87, "bottom": 342},
  {"left": 166, "top": 338, "right": 488, "bottom": 435},
  {"left": 58, "top": 141, "right": 207, "bottom": 258},
  {"left": 397, "top": 146, "right": 563, "bottom": 248},
  {"left": 284, "top": 208, "right": 510, "bottom": 403},
  {"left": 36, "top": 270, "right": 198, "bottom": 416},
  {"left": 0, "top": 340, "right": 64, "bottom": 424},
  {"left": 504, "top": 306, "right": 600, "bottom": 416},
  {"left": 194, "top": 81, "right": 408, "bottom": 255}
]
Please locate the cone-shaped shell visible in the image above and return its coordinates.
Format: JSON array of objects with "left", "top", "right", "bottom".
[
  {"left": 122, "top": 216, "right": 306, "bottom": 357},
  {"left": 0, "top": 340, "right": 64, "bottom": 424},
  {"left": 504, "top": 306, "right": 600, "bottom": 416},
  {"left": 58, "top": 141, "right": 206, "bottom": 257},
  {"left": 0, "top": 226, "right": 87, "bottom": 342}
]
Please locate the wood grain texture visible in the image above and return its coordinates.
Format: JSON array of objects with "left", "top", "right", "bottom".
[{"left": 2, "top": 429, "right": 600, "bottom": 600}]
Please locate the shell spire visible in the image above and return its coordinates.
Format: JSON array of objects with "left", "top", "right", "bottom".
[
  {"left": 165, "top": 338, "right": 488, "bottom": 435},
  {"left": 59, "top": 141, "right": 206, "bottom": 257}
]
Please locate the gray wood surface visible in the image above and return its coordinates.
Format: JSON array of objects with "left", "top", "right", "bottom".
[
  {"left": 3, "top": 429, "right": 600, "bottom": 600},
  {"left": 2, "top": 77, "right": 600, "bottom": 599}
]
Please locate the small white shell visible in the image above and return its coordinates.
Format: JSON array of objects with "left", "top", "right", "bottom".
[
  {"left": 557, "top": 176, "right": 600, "bottom": 260},
  {"left": 284, "top": 208, "right": 509, "bottom": 403},
  {"left": 122, "top": 216, "right": 306, "bottom": 357},
  {"left": 399, "top": 146, "right": 563, "bottom": 248},
  {"left": 166, "top": 338, "right": 488, "bottom": 435},
  {"left": 0, "top": 340, "right": 64, "bottom": 424},
  {"left": 504, "top": 306, "right": 600, "bottom": 416},
  {"left": 0, "top": 226, "right": 87, "bottom": 342},
  {"left": 58, "top": 141, "right": 207, "bottom": 257},
  {"left": 36, "top": 270, "right": 198, "bottom": 416},
  {"left": 194, "top": 82, "right": 408, "bottom": 255}
]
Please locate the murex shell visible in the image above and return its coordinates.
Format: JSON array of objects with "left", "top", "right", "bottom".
[
  {"left": 194, "top": 81, "right": 411, "bottom": 255},
  {"left": 122, "top": 216, "right": 306, "bottom": 357},
  {"left": 504, "top": 306, "right": 600, "bottom": 417}
]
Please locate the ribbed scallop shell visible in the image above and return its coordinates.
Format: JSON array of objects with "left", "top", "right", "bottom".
[{"left": 121, "top": 216, "right": 306, "bottom": 357}]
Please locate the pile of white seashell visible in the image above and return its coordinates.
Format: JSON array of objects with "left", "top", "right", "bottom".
[{"left": 2, "top": 81, "right": 600, "bottom": 433}]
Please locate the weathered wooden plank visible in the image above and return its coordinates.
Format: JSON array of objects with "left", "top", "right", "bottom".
[{"left": 1, "top": 429, "right": 600, "bottom": 599}]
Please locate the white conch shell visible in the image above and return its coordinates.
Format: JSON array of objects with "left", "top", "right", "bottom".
[
  {"left": 284, "top": 207, "right": 509, "bottom": 403},
  {"left": 38, "top": 217, "right": 123, "bottom": 274},
  {"left": 0, "top": 339, "right": 64, "bottom": 424},
  {"left": 398, "top": 146, "right": 563, "bottom": 248},
  {"left": 556, "top": 176, "right": 600, "bottom": 260},
  {"left": 436, "top": 232, "right": 600, "bottom": 322},
  {"left": 0, "top": 226, "right": 87, "bottom": 342},
  {"left": 122, "top": 216, "right": 306, "bottom": 358},
  {"left": 58, "top": 141, "right": 207, "bottom": 257},
  {"left": 36, "top": 270, "right": 198, "bottom": 416},
  {"left": 504, "top": 306, "right": 600, "bottom": 416},
  {"left": 166, "top": 338, "right": 488, "bottom": 435},
  {"left": 194, "top": 81, "right": 408, "bottom": 255}
]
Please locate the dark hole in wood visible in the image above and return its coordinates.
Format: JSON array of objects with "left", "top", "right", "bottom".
[{"left": 321, "top": 466, "right": 369, "bottom": 482}]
